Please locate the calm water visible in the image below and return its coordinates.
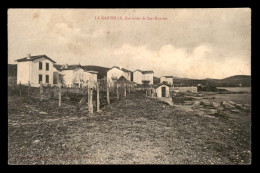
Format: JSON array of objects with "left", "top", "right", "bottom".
[{"left": 217, "top": 87, "right": 251, "bottom": 92}]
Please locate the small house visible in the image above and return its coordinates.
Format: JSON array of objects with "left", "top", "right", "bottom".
[{"left": 151, "top": 83, "right": 170, "bottom": 98}]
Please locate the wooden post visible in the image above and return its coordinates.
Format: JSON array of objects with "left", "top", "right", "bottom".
[
  {"left": 96, "top": 82, "right": 100, "bottom": 112},
  {"left": 124, "top": 83, "right": 126, "bottom": 97},
  {"left": 28, "top": 81, "right": 30, "bottom": 97},
  {"left": 89, "top": 87, "right": 93, "bottom": 114},
  {"left": 146, "top": 89, "right": 148, "bottom": 97},
  {"left": 87, "top": 83, "right": 90, "bottom": 110},
  {"left": 107, "top": 81, "right": 110, "bottom": 104},
  {"left": 58, "top": 83, "right": 61, "bottom": 107},
  {"left": 128, "top": 83, "right": 130, "bottom": 93},
  {"left": 40, "top": 82, "right": 43, "bottom": 101},
  {"left": 116, "top": 82, "right": 119, "bottom": 100},
  {"left": 19, "top": 82, "right": 22, "bottom": 97}
]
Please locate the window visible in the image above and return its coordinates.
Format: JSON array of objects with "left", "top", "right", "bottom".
[
  {"left": 39, "top": 74, "right": 42, "bottom": 84},
  {"left": 46, "top": 63, "right": 49, "bottom": 71},
  {"left": 46, "top": 75, "right": 49, "bottom": 83},
  {"left": 39, "top": 62, "right": 42, "bottom": 70}
]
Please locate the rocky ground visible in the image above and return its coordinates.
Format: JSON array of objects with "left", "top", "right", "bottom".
[{"left": 8, "top": 90, "right": 251, "bottom": 164}]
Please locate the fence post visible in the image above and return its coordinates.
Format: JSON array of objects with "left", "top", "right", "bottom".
[
  {"left": 96, "top": 82, "right": 100, "bottom": 112},
  {"left": 40, "top": 82, "right": 43, "bottom": 101},
  {"left": 19, "top": 82, "right": 22, "bottom": 97},
  {"left": 124, "top": 83, "right": 126, "bottom": 97},
  {"left": 107, "top": 81, "right": 110, "bottom": 104},
  {"left": 89, "top": 87, "right": 93, "bottom": 114},
  {"left": 116, "top": 82, "right": 119, "bottom": 100},
  {"left": 87, "top": 83, "right": 90, "bottom": 110},
  {"left": 59, "top": 83, "right": 61, "bottom": 107},
  {"left": 28, "top": 81, "right": 30, "bottom": 97},
  {"left": 128, "top": 83, "right": 130, "bottom": 93}
]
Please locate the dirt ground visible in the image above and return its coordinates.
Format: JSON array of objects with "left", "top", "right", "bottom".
[{"left": 8, "top": 91, "right": 251, "bottom": 165}]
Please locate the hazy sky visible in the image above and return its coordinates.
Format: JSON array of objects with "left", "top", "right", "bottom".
[{"left": 8, "top": 8, "right": 251, "bottom": 79}]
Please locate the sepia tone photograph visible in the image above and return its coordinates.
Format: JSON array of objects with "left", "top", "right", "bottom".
[{"left": 8, "top": 8, "right": 251, "bottom": 165}]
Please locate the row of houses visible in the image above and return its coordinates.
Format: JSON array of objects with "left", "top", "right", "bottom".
[
  {"left": 13, "top": 54, "right": 174, "bottom": 87},
  {"left": 10, "top": 54, "right": 179, "bottom": 97}
]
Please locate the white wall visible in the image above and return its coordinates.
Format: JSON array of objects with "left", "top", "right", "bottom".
[
  {"left": 143, "top": 73, "right": 154, "bottom": 84},
  {"left": 73, "top": 68, "right": 84, "bottom": 83},
  {"left": 83, "top": 72, "right": 97, "bottom": 87},
  {"left": 173, "top": 87, "right": 198, "bottom": 93},
  {"left": 17, "top": 61, "right": 30, "bottom": 85},
  {"left": 133, "top": 71, "right": 154, "bottom": 84},
  {"left": 17, "top": 58, "right": 54, "bottom": 87},
  {"left": 62, "top": 70, "right": 74, "bottom": 86},
  {"left": 133, "top": 71, "right": 142, "bottom": 84},
  {"left": 31, "top": 58, "right": 54, "bottom": 86},
  {"left": 62, "top": 68, "right": 98, "bottom": 87}
]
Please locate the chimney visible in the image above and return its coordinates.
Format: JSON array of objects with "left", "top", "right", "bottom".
[{"left": 27, "top": 54, "right": 31, "bottom": 59}]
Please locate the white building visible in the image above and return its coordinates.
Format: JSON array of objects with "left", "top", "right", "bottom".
[
  {"left": 160, "top": 76, "right": 174, "bottom": 86},
  {"left": 107, "top": 66, "right": 132, "bottom": 87},
  {"left": 83, "top": 70, "right": 98, "bottom": 88},
  {"left": 16, "top": 54, "right": 56, "bottom": 87},
  {"left": 133, "top": 70, "right": 154, "bottom": 85},
  {"left": 61, "top": 64, "right": 98, "bottom": 88},
  {"left": 152, "top": 84, "right": 170, "bottom": 98}
]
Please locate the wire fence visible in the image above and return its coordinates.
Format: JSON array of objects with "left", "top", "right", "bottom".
[{"left": 8, "top": 80, "right": 139, "bottom": 114}]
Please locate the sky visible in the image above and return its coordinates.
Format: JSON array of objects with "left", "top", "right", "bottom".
[{"left": 8, "top": 8, "right": 251, "bottom": 79}]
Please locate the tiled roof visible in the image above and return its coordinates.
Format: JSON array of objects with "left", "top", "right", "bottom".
[
  {"left": 142, "top": 71, "right": 154, "bottom": 74},
  {"left": 133, "top": 69, "right": 154, "bottom": 74},
  {"left": 161, "top": 76, "right": 174, "bottom": 78},
  {"left": 53, "top": 64, "right": 63, "bottom": 71},
  {"left": 61, "top": 64, "right": 82, "bottom": 70},
  {"left": 84, "top": 70, "right": 98, "bottom": 74},
  {"left": 16, "top": 55, "right": 56, "bottom": 63},
  {"left": 117, "top": 76, "right": 132, "bottom": 84},
  {"left": 109, "top": 66, "right": 132, "bottom": 73},
  {"left": 152, "top": 83, "right": 170, "bottom": 89}
]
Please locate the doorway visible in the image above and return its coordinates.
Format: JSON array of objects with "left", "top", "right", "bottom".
[{"left": 162, "top": 87, "right": 166, "bottom": 97}]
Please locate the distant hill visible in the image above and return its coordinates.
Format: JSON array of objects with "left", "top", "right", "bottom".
[
  {"left": 8, "top": 64, "right": 17, "bottom": 77},
  {"left": 153, "top": 76, "right": 160, "bottom": 84},
  {"left": 173, "top": 75, "right": 251, "bottom": 87},
  {"left": 82, "top": 65, "right": 110, "bottom": 79}
]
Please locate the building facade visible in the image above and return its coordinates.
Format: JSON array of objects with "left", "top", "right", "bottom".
[
  {"left": 107, "top": 66, "right": 132, "bottom": 87},
  {"left": 61, "top": 65, "right": 98, "bottom": 88},
  {"left": 16, "top": 54, "right": 56, "bottom": 87},
  {"left": 133, "top": 70, "right": 154, "bottom": 85},
  {"left": 160, "top": 76, "right": 174, "bottom": 86}
]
